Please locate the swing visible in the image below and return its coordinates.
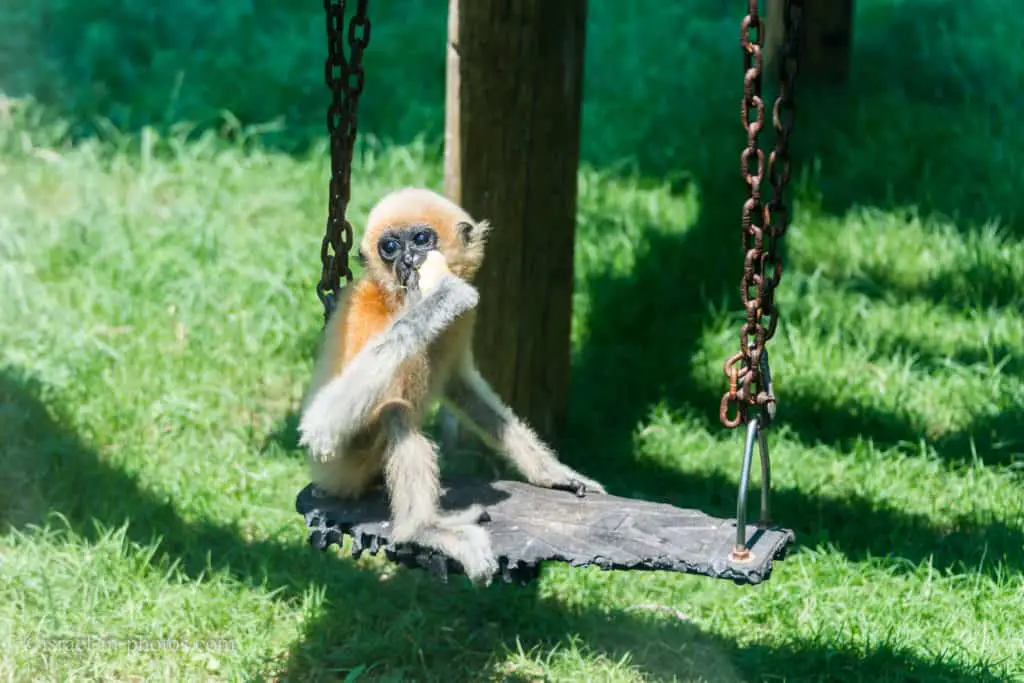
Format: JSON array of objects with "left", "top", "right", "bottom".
[{"left": 297, "top": 0, "right": 801, "bottom": 586}]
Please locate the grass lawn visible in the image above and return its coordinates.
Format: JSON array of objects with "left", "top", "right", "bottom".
[{"left": 2, "top": 0, "right": 1023, "bottom": 680}]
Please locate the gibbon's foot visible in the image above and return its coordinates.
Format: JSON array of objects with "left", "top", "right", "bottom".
[
  {"left": 532, "top": 465, "right": 607, "bottom": 498},
  {"left": 552, "top": 478, "right": 595, "bottom": 498},
  {"left": 401, "top": 519, "right": 498, "bottom": 586},
  {"left": 435, "top": 503, "right": 492, "bottom": 527}
]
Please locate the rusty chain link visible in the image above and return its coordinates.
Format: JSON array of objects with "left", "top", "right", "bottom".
[
  {"left": 721, "top": 0, "right": 801, "bottom": 429},
  {"left": 317, "top": 0, "right": 371, "bottom": 322}
]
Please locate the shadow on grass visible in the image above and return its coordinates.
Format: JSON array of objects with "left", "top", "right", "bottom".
[
  {"left": 564, "top": 166, "right": 1022, "bottom": 577},
  {"left": 2, "top": 368, "right": 1012, "bottom": 682},
  {"left": 779, "top": 394, "right": 1024, "bottom": 472},
  {"left": 835, "top": 272, "right": 1024, "bottom": 320},
  {"left": 558, "top": 0, "right": 1023, "bottom": 493},
  {"left": 791, "top": 1, "right": 1024, "bottom": 241},
  {"left": 264, "top": 411, "right": 302, "bottom": 457}
]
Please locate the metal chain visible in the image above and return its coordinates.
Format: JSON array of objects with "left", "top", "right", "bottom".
[
  {"left": 317, "top": 0, "right": 371, "bottom": 322},
  {"left": 721, "top": 0, "right": 800, "bottom": 429}
]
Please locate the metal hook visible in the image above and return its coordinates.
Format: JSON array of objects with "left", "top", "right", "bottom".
[
  {"left": 760, "top": 346, "right": 776, "bottom": 426},
  {"left": 758, "top": 422, "right": 771, "bottom": 525},
  {"left": 730, "top": 413, "right": 773, "bottom": 562}
]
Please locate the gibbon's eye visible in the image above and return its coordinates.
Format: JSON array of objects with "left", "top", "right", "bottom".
[
  {"left": 412, "top": 229, "right": 434, "bottom": 248},
  {"left": 378, "top": 237, "right": 400, "bottom": 260}
]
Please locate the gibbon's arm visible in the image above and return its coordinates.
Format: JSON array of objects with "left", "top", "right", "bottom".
[{"left": 299, "top": 274, "right": 479, "bottom": 459}]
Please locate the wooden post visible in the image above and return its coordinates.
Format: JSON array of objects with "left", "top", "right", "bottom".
[
  {"left": 444, "top": 0, "right": 587, "bottom": 443},
  {"left": 803, "top": 0, "right": 854, "bottom": 81},
  {"left": 766, "top": 0, "right": 854, "bottom": 82},
  {"left": 443, "top": 0, "right": 462, "bottom": 209}
]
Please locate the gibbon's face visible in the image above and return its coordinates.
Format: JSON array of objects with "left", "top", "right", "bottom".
[
  {"left": 375, "top": 223, "right": 438, "bottom": 290},
  {"left": 359, "top": 188, "right": 491, "bottom": 306}
]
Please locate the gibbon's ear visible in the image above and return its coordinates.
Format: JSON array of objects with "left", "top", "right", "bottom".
[
  {"left": 457, "top": 220, "right": 491, "bottom": 247},
  {"left": 357, "top": 247, "right": 369, "bottom": 267}
]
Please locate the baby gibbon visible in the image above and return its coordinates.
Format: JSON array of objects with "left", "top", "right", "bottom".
[{"left": 299, "top": 188, "right": 605, "bottom": 585}]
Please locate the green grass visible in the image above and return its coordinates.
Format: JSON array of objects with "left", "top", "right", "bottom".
[{"left": 2, "top": 0, "right": 1023, "bottom": 680}]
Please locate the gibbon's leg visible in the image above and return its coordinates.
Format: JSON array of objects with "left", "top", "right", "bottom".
[
  {"left": 442, "top": 365, "right": 607, "bottom": 497},
  {"left": 378, "top": 403, "right": 498, "bottom": 585},
  {"left": 308, "top": 420, "right": 390, "bottom": 499},
  {"left": 299, "top": 275, "right": 479, "bottom": 460}
]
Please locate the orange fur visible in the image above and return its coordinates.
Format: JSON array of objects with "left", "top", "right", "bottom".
[{"left": 332, "top": 279, "right": 395, "bottom": 374}]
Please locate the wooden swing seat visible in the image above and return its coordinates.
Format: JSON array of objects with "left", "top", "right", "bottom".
[{"left": 296, "top": 479, "right": 795, "bottom": 585}]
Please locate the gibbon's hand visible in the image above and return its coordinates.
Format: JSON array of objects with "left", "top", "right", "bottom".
[{"left": 418, "top": 250, "right": 452, "bottom": 295}]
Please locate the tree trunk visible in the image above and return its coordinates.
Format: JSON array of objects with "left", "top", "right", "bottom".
[
  {"left": 802, "top": 0, "right": 854, "bottom": 82},
  {"left": 443, "top": 0, "right": 588, "bottom": 444},
  {"left": 766, "top": 0, "right": 854, "bottom": 82}
]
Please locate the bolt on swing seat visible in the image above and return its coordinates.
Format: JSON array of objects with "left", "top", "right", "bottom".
[{"left": 299, "top": 0, "right": 800, "bottom": 586}]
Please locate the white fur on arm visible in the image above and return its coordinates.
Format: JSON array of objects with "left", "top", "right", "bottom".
[{"left": 298, "top": 275, "right": 479, "bottom": 460}]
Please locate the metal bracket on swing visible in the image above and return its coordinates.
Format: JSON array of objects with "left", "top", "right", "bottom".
[
  {"left": 726, "top": 0, "right": 801, "bottom": 565},
  {"left": 730, "top": 347, "right": 775, "bottom": 563}
]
